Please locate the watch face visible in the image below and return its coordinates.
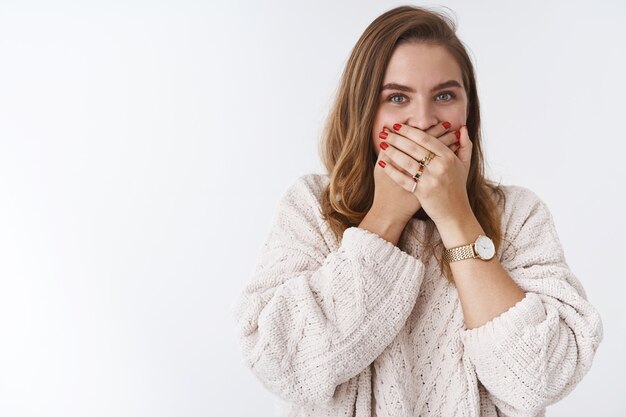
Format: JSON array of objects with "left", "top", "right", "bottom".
[{"left": 475, "top": 235, "right": 495, "bottom": 260}]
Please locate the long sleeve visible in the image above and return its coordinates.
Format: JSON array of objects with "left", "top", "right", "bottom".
[
  {"left": 460, "top": 186, "right": 603, "bottom": 416},
  {"left": 231, "top": 174, "right": 426, "bottom": 404}
]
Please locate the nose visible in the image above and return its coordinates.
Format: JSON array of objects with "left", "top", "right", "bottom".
[{"left": 405, "top": 101, "right": 439, "bottom": 131}]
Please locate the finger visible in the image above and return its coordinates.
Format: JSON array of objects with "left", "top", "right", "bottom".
[
  {"left": 378, "top": 123, "right": 458, "bottom": 165},
  {"left": 385, "top": 121, "right": 456, "bottom": 146},
  {"left": 376, "top": 139, "right": 412, "bottom": 176},
  {"left": 380, "top": 131, "right": 433, "bottom": 164},
  {"left": 381, "top": 122, "right": 458, "bottom": 148},
  {"left": 380, "top": 131, "right": 460, "bottom": 164},
  {"left": 424, "top": 120, "right": 453, "bottom": 139},
  {"left": 391, "top": 123, "right": 451, "bottom": 157},
  {"left": 378, "top": 152, "right": 419, "bottom": 193},
  {"left": 437, "top": 130, "right": 460, "bottom": 147},
  {"left": 379, "top": 141, "right": 424, "bottom": 181}
]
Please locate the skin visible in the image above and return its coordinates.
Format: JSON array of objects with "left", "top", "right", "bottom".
[
  {"left": 359, "top": 41, "right": 525, "bottom": 329},
  {"left": 369, "top": 40, "right": 466, "bottom": 225}
]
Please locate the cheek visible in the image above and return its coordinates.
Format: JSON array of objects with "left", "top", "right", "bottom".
[
  {"left": 455, "top": 98, "right": 469, "bottom": 124},
  {"left": 372, "top": 110, "right": 394, "bottom": 137},
  {"left": 371, "top": 113, "right": 383, "bottom": 151},
  {"left": 443, "top": 107, "right": 467, "bottom": 128}
]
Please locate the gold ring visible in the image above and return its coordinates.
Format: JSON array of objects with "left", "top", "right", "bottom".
[{"left": 416, "top": 152, "right": 435, "bottom": 167}]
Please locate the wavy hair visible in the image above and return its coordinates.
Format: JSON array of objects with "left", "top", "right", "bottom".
[{"left": 318, "top": 5, "right": 506, "bottom": 282}]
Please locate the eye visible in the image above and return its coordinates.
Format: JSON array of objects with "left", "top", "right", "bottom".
[
  {"left": 436, "top": 91, "right": 456, "bottom": 101},
  {"left": 388, "top": 93, "right": 408, "bottom": 103}
]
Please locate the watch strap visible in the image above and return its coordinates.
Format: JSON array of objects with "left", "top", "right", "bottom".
[{"left": 444, "top": 243, "right": 476, "bottom": 263}]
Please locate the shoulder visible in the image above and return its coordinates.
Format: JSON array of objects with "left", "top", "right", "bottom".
[
  {"left": 499, "top": 184, "right": 547, "bottom": 216},
  {"left": 498, "top": 184, "right": 546, "bottom": 213},
  {"left": 281, "top": 172, "right": 330, "bottom": 206},
  {"left": 268, "top": 172, "right": 336, "bottom": 250},
  {"left": 494, "top": 183, "right": 556, "bottom": 241},
  {"left": 271, "top": 172, "right": 331, "bottom": 225}
]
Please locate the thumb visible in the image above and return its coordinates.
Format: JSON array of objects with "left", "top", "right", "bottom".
[{"left": 457, "top": 125, "right": 472, "bottom": 169}]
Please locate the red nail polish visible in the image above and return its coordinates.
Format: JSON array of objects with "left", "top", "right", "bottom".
[
  {"left": 393, "top": 123, "right": 402, "bottom": 131},
  {"left": 379, "top": 131, "right": 388, "bottom": 139},
  {"left": 380, "top": 142, "right": 388, "bottom": 150},
  {"left": 454, "top": 131, "right": 461, "bottom": 140},
  {"left": 443, "top": 121, "right": 451, "bottom": 129},
  {"left": 378, "top": 160, "right": 386, "bottom": 168}
]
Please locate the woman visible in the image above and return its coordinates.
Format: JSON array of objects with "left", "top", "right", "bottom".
[{"left": 232, "top": 5, "right": 602, "bottom": 416}]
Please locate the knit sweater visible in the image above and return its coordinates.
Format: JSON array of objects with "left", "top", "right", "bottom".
[{"left": 232, "top": 173, "right": 603, "bottom": 417}]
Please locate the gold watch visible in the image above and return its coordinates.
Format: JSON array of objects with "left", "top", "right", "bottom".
[{"left": 444, "top": 235, "right": 495, "bottom": 263}]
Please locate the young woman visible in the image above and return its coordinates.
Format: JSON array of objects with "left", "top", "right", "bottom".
[{"left": 232, "top": 6, "right": 602, "bottom": 416}]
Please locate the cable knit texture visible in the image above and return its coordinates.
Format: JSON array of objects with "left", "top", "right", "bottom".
[{"left": 232, "top": 173, "right": 603, "bottom": 417}]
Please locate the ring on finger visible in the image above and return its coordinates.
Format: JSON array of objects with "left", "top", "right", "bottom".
[
  {"left": 424, "top": 152, "right": 435, "bottom": 166},
  {"left": 412, "top": 164, "right": 424, "bottom": 182},
  {"left": 416, "top": 152, "right": 435, "bottom": 167}
]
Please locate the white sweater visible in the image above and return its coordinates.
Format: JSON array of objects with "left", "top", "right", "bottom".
[{"left": 232, "top": 173, "right": 603, "bottom": 417}]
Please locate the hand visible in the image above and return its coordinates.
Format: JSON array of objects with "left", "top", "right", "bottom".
[
  {"left": 372, "top": 121, "right": 461, "bottom": 225},
  {"left": 381, "top": 123, "right": 473, "bottom": 226}
]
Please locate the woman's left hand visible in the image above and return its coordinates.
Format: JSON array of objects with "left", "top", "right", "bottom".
[{"left": 383, "top": 123, "right": 474, "bottom": 226}]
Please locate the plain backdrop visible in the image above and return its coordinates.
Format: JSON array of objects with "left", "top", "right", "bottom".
[{"left": 0, "top": 1, "right": 624, "bottom": 416}]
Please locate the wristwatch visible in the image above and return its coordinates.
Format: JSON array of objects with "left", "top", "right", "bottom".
[{"left": 444, "top": 234, "right": 495, "bottom": 263}]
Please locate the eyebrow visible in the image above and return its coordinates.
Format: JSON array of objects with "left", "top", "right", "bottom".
[{"left": 380, "top": 80, "right": 463, "bottom": 93}]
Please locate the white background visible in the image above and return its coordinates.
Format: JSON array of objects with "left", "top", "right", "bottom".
[{"left": 0, "top": 1, "right": 624, "bottom": 416}]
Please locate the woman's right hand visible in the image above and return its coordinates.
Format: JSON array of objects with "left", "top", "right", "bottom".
[{"left": 371, "top": 122, "right": 460, "bottom": 226}]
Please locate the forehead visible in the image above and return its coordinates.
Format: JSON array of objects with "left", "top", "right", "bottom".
[{"left": 383, "top": 41, "right": 462, "bottom": 86}]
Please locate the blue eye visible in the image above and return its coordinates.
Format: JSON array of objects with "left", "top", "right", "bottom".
[
  {"left": 436, "top": 92, "right": 455, "bottom": 101},
  {"left": 387, "top": 91, "right": 456, "bottom": 103},
  {"left": 388, "top": 94, "right": 407, "bottom": 103}
]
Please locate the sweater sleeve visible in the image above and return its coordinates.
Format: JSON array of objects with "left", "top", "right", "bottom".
[
  {"left": 231, "top": 174, "right": 425, "bottom": 405},
  {"left": 460, "top": 186, "right": 603, "bottom": 416}
]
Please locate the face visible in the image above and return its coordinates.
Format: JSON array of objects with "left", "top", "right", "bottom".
[{"left": 372, "top": 41, "right": 469, "bottom": 156}]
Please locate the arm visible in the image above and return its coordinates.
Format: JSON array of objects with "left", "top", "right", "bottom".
[
  {"left": 358, "top": 207, "right": 408, "bottom": 246},
  {"left": 437, "top": 215, "right": 526, "bottom": 330},
  {"left": 456, "top": 187, "right": 603, "bottom": 415},
  {"left": 231, "top": 175, "right": 425, "bottom": 404}
]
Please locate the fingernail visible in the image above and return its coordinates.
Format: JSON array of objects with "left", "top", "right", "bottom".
[
  {"left": 380, "top": 142, "right": 389, "bottom": 150},
  {"left": 454, "top": 131, "right": 461, "bottom": 140},
  {"left": 393, "top": 123, "right": 402, "bottom": 131},
  {"left": 379, "top": 131, "right": 388, "bottom": 139},
  {"left": 378, "top": 160, "right": 386, "bottom": 168},
  {"left": 443, "top": 121, "right": 451, "bottom": 129}
]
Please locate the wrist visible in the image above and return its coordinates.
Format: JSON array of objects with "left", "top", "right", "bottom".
[
  {"left": 358, "top": 211, "right": 407, "bottom": 246},
  {"left": 436, "top": 215, "right": 484, "bottom": 249}
]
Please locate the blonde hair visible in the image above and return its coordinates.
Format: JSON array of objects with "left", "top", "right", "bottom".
[{"left": 317, "top": 5, "right": 506, "bottom": 281}]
